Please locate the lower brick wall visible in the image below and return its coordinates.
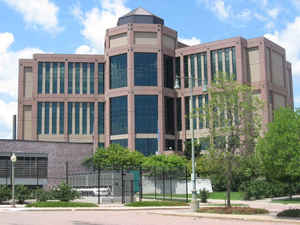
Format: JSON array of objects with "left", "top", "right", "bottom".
[{"left": 0, "top": 139, "right": 93, "bottom": 187}]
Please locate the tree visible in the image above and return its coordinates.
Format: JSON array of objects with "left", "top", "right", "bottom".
[
  {"left": 87, "top": 144, "right": 145, "bottom": 169},
  {"left": 257, "top": 107, "right": 300, "bottom": 199},
  {"left": 198, "top": 74, "right": 263, "bottom": 207},
  {"left": 142, "top": 154, "right": 187, "bottom": 174}
]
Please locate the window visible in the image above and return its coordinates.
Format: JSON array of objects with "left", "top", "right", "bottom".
[
  {"left": 111, "top": 139, "right": 128, "bottom": 148},
  {"left": 37, "top": 102, "right": 42, "bottom": 134},
  {"left": 59, "top": 102, "right": 64, "bottom": 134},
  {"left": 185, "top": 97, "right": 190, "bottom": 130},
  {"left": 198, "top": 95, "right": 203, "bottom": 129},
  {"left": 134, "top": 53, "right": 157, "bottom": 86},
  {"left": 98, "top": 63, "right": 104, "bottom": 94},
  {"left": 165, "top": 97, "right": 174, "bottom": 134},
  {"left": 217, "top": 49, "right": 223, "bottom": 72},
  {"left": 199, "top": 137, "right": 210, "bottom": 150},
  {"left": 82, "top": 63, "right": 88, "bottom": 94},
  {"left": 205, "top": 94, "right": 209, "bottom": 128},
  {"left": 60, "top": 63, "right": 65, "bottom": 94},
  {"left": 90, "top": 63, "right": 94, "bottom": 94},
  {"left": 38, "top": 62, "right": 43, "bottom": 94},
  {"left": 98, "top": 143, "right": 104, "bottom": 148},
  {"left": 192, "top": 96, "right": 197, "bottom": 129},
  {"left": 68, "top": 63, "right": 73, "bottom": 94},
  {"left": 75, "top": 63, "right": 80, "bottom": 94},
  {"left": 164, "top": 55, "right": 173, "bottom": 88},
  {"left": 190, "top": 54, "right": 195, "bottom": 87},
  {"left": 44, "top": 102, "right": 49, "bottom": 134},
  {"left": 75, "top": 103, "right": 80, "bottom": 134},
  {"left": 232, "top": 47, "right": 237, "bottom": 79},
  {"left": 82, "top": 103, "right": 87, "bottom": 134},
  {"left": 177, "top": 140, "right": 183, "bottom": 152},
  {"left": 52, "top": 102, "right": 57, "bottom": 134},
  {"left": 175, "top": 57, "right": 181, "bottom": 88},
  {"left": 197, "top": 54, "right": 202, "bottom": 87},
  {"left": 45, "top": 63, "right": 50, "bottom": 94},
  {"left": 135, "top": 95, "right": 158, "bottom": 133},
  {"left": 90, "top": 103, "right": 94, "bottom": 134},
  {"left": 68, "top": 102, "right": 72, "bottom": 134},
  {"left": 165, "top": 139, "right": 175, "bottom": 151},
  {"left": 135, "top": 138, "right": 157, "bottom": 156},
  {"left": 110, "top": 96, "right": 127, "bottom": 135},
  {"left": 98, "top": 102, "right": 104, "bottom": 134},
  {"left": 225, "top": 48, "right": 230, "bottom": 79},
  {"left": 211, "top": 50, "right": 216, "bottom": 82},
  {"left": 52, "top": 63, "right": 57, "bottom": 94},
  {"left": 184, "top": 56, "right": 189, "bottom": 88},
  {"left": 110, "top": 54, "right": 127, "bottom": 89},
  {"left": 203, "top": 54, "right": 208, "bottom": 86},
  {"left": 176, "top": 98, "right": 182, "bottom": 131}
]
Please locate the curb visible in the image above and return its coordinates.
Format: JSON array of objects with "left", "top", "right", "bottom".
[
  {"left": 1, "top": 206, "right": 189, "bottom": 212},
  {"left": 149, "top": 211, "right": 300, "bottom": 224}
]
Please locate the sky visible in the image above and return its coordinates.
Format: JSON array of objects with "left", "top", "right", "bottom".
[{"left": 0, "top": 0, "right": 300, "bottom": 139}]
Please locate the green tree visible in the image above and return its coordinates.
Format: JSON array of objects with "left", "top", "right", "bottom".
[
  {"left": 142, "top": 154, "right": 187, "bottom": 174},
  {"left": 198, "top": 75, "right": 263, "bottom": 207},
  {"left": 87, "top": 144, "right": 145, "bottom": 169},
  {"left": 257, "top": 107, "right": 300, "bottom": 199}
]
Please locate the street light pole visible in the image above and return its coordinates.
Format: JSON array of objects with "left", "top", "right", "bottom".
[
  {"left": 10, "top": 153, "right": 17, "bottom": 208},
  {"left": 175, "top": 76, "right": 199, "bottom": 211}
]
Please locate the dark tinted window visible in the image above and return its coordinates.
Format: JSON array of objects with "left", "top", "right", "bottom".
[
  {"left": 110, "top": 96, "right": 127, "bottom": 135},
  {"left": 134, "top": 53, "right": 157, "bottom": 86},
  {"left": 135, "top": 138, "right": 157, "bottom": 156},
  {"left": 110, "top": 54, "right": 127, "bottom": 89}
]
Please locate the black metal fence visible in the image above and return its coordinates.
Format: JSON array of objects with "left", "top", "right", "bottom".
[{"left": 65, "top": 162, "right": 190, "bottom": 204}]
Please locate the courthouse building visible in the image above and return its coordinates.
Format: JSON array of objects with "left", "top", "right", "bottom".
[{"left": 17, "top": 8, "right": 294, "bottom": 155}]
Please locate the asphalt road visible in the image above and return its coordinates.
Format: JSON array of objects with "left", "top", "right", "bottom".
[{"left": 0, "top": 210, "right": 292, "bottom": 225}]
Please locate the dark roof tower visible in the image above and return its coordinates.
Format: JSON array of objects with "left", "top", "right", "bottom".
[{"left": 117, "top": 7, "right": 164, "bottom": 26}]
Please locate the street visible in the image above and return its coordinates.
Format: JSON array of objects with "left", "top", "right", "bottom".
[{"left": 0, "top": 210, "right": 291, "bottom": 225}]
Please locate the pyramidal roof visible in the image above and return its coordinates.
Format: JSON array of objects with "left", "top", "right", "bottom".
[
  {"left": 117, "top": 7, "right": 164, "bottom": 26},
  {"left": 123, "top": 7, "right": 154, "bottom": 17}
]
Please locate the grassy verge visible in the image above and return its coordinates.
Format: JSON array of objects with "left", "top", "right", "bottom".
[
  {"left": 125, "top": 201, "right": 189, "bottom": 207},
  {"left": 272, "top": 197, "right": 300, "bottom": 204},
  {"left": 198, "top": 207, "right": 269, "bottom": 215},
  {"left": 26, "top": 201, "right": 98, "bottom": 208},
  {"left": 143, "top": 192, "right": 244, "bottom": 201}
]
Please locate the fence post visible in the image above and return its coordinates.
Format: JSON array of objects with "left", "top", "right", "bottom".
[
  {"left": 98, "top": 167, "right": 101, "bottom": 205},
  {"left": 65, "top": 161, "right": 69, "bottom": 185},
  {"left": 121, "top": 166, "right": 125, "bottom": 204},
  {"left": 170, "top": 173, "right": 172, "bottom": 200},
  {"left": 163, "top": 168, "right": 165, "bottom": 200},
  {"left": 154, "top": 167, "right": 157, "bottom": 200},
  {"left": 130, "top": 179, "right": 134, "bottom": 203},
  {"left": 139, "top": 166, "right": 143, "bottom": 202},
  {"left": 185, "top": 166, "right": 188, "bottom": 203}
]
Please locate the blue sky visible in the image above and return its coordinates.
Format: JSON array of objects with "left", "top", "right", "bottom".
[{"left": 0, "top": 0, "right": 299, "bottom": 138}]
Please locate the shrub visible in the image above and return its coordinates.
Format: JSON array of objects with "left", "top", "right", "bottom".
[
  {"left": 125, "top": 201, "right": 188, "bottom": 207},
  {"left": 199, "top": 189, "right": 209, "bottom": 203},
  {"left": 26, "top": 201, "right": 98, "bottom": 208},
  {"left": 277, "top": 209, "right": 300, "bottom": 218},
  {"left": 240, "top": 179, "right": 287, "bottom": 200},
  {"left": 15, "top": 185, "right": 31, "bottom": 204},
  {"left": 0, "top": 185, "right": 11, "bottom": 203},
  {"left": 52, "top": 182, "right": 79, "bottom": 202},
  {"left": 35, "top": 189, "right": 50, "bottom": 202},
  {"left": 198, "top": 207, "right": 269, "bottom": 215}
]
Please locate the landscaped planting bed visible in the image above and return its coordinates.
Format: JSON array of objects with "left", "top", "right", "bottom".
[
  {"left": 125, "top": 201, "right": 189, "bottom": 207},
  {"left": 277, "top": 209, "right": 300, "bottom": 218},
  {"left": 198, "top": 207, "right": 269, "bottom": 215},
  {"left": 26, "top": 201, "right": 98, "bottom": 208}
]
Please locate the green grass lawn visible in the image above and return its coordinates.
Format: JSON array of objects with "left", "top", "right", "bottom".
[
  {"left": 26, "top": 201, "right": 98, "bottom": 208},
  {"left": 272, "top": 197, "right": 300, "bottom": 204},
  {"left": 125, "top": 201, "right": 189, "bottom": 207},
  {"left": 143, "top": 192, "right": 244, "bottom": 201}
]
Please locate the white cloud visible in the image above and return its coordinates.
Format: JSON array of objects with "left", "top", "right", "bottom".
[
  {"left": 73, "top": 0, "right": 130, "bottom": 53},
  {"left": 2, "top": 0, "right": 61, "bottom": 33},
  {"left": 213, "top": 0, "right": 231, "bottom": 20},
  {"left": 75, "top": 45, "right": 98, "bottom": 54},
  {"left": 237, "top": 9, "right": 251, "bottom": 21},
  {"left": 267, "top": 8, "right": 280, "bottom": 19},
  {"left": 265, "top": 17, "right": 300, "bottom": 77},
  {"left": 0, "top": 99, "right": 17, "bottom": 139},
  {"left": 178, "top": 37, "right": 201, "bottom": 46},
  {"left": 0, "top": 32, "right": 44, "bottom": 138}
]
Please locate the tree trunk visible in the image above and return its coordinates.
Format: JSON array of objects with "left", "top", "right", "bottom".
[{"left": 226, "top": 155, "right": 232, "bottom": 208}]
